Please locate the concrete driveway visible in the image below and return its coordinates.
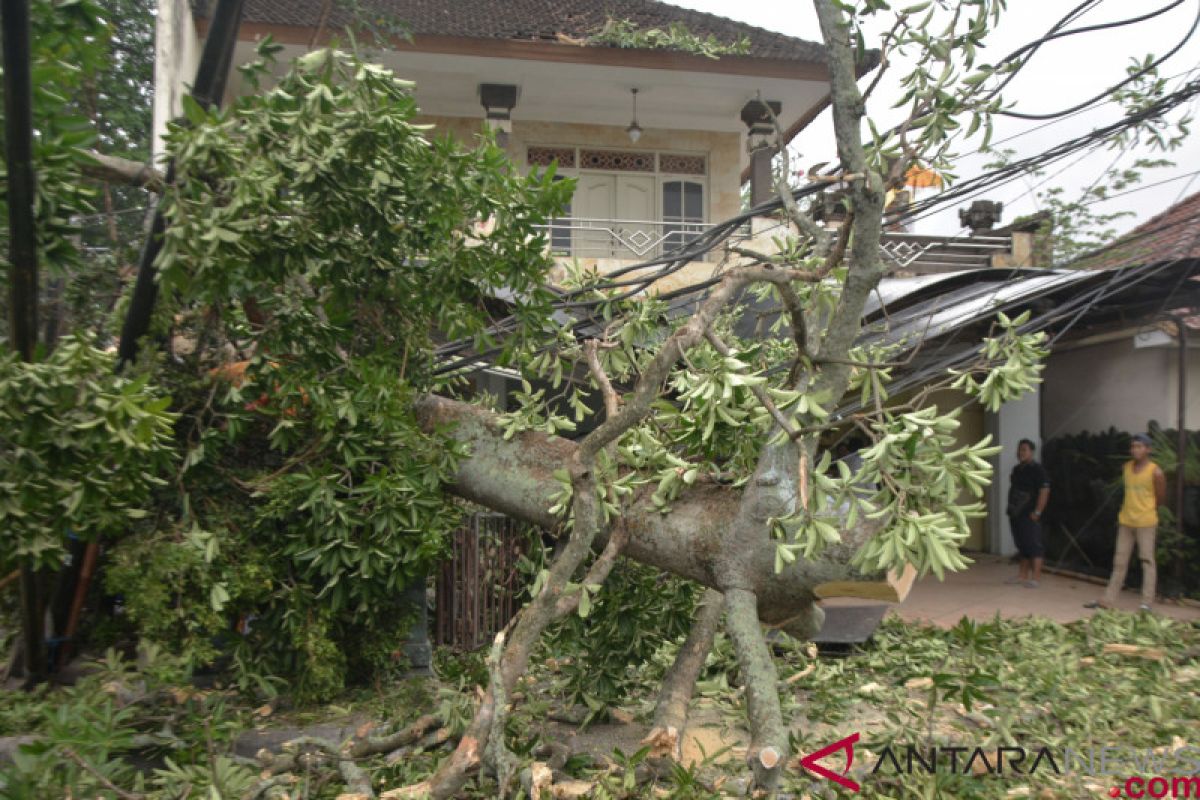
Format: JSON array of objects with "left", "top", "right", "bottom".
[{"left": 881, "top": 552, "right": 1200, "bottom": 627}]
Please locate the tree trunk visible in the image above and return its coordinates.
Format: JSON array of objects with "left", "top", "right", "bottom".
[
  {"left": 415, "top": 395, "right": 898, "bottom": 633},
  {"left": 725, "top": 587, "right": 787, "bottom": 790}
]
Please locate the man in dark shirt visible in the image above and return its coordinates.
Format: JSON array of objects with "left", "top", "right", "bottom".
[{"left": 1006, "top": 438, "right": 1051, "bottom": 588}]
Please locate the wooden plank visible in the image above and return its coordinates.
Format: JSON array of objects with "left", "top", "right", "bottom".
[{"left": 813, "top": 563, "right": 917, "bottom": 604}]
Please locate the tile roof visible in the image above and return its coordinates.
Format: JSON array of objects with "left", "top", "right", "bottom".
[
  {"left": 193, "top": 0, "right": 827, "bottom": 63},
  {"left": 1081, "top": 189, "right": 1200, "bottom": 270}
]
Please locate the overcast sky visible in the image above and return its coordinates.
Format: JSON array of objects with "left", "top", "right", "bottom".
[{"left": 675, "top": 1, "right": 1200, "bottom": 239}]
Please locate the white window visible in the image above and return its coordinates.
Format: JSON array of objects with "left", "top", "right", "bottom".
[
  {"left": 526, "top": 146, "right": 708, "bottom": 259},
  {"left": 662, "top": 179, "right": 705, "bottom": 253}
]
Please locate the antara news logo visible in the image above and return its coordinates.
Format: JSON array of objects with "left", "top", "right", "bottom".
[{"left": 798, "top": 733, "right": 1200, "bottom": 797}]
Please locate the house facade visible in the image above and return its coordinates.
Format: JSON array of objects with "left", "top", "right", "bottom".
[{"left": 155, "top": 0, "right": 851, "bottom": 289}]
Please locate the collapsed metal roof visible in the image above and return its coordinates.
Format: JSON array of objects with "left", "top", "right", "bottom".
[
  {"left": 723, "top": 257, "right": 1200, "bottom": 416},
  {"left": 854, "top": 260, "right": 1200, "bottom": 411}
]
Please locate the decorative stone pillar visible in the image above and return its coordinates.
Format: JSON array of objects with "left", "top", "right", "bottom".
[
  {"left": 401, "top": 575, "right": 432, "bottom": 674},
  {"left": 741, "top": 100, "right": 782, "bottom": 209}
]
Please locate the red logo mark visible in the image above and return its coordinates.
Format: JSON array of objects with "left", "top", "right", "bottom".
[{"left": 799, "top": 732, "right": 861, "bottom": 792}]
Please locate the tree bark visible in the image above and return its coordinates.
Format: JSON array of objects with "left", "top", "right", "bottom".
[
  {"left": 724, "top": 587, "right": 787, "bottom": 791},
  {"left": 80, "top": 150, "right": 164, "bottom": 193},
  {"left": 645, "top": 588, "right": 724, "bottom": 760},
  {"left": 415, "top": 395, "right": 885, "bottom": 633}
]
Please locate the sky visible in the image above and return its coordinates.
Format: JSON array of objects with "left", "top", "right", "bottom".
[{"left": 674, "top": 1, "right": 1200, "bottom": 239}]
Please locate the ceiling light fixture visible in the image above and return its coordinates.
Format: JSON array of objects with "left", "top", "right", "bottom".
[{"left": 626, "top": 88, "right": 643, "bottom": 143}]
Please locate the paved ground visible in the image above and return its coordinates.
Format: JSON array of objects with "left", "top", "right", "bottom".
[{"left": 854, "top": 552, "right": 1200, "bottom": 627}]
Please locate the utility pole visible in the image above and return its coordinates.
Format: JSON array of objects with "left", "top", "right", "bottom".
[{"left": 3, "top": 0, "right": 47, "bottom": 685}]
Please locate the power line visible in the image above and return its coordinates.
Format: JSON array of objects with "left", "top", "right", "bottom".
[
  {"left": 994, "top": 61, "right": 1200, "bottom": 219},
  {"left": 997, "top": 1, "right": 1200, "bottom": 120},
  {"left": 1074, "top": 169, "right": 1200, "bottom": 207},
  {"left": 431, "top": 20, "right": 1200, "bottom": 373},
  {"left": 979, "top": 61, "right": 1199, "bottom": 151},
  {"left": 893, "top": 75, "right": 1200, "bottom": 230}
]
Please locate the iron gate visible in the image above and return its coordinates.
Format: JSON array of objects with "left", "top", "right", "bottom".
[{"left": 434, "top": 513, "right": 532, "bottom": 650}]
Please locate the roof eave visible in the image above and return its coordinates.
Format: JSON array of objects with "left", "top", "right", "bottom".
[{"left": 197, "top": 18, "right": 832, "bottom": 82}]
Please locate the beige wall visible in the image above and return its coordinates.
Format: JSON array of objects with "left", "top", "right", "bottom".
[
  {"left": 418, "top": 114, "right": 742, "bottom": 221},
  {"left": 1043, "top": 336, "right": 1200, "bottom": 438},
  {"left": 924, "top": 389, "right": 988, "bottom": 552},
  {"left": 418, "top": 114, "right": 743, "bottom": 291},
  {"left": 986, "top": 384, "right": 1041, "bottom": 557}
]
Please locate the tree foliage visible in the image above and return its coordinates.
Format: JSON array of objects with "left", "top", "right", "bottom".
[
  {"left": 587, "top": 17, "right": 751, "bottom": 58},
  {"left": 101, "top": 44, "right": 573, "bottom": 699},
  {"left": 0, "top": 338, "right": 175, "bottom": 570},
  {"left": 0, "top": 0, "right": 106, "bottom": 291}
]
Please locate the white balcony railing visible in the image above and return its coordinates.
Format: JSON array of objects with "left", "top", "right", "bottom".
[
  {"left": 531, "top": 218, "right": 1015, "bottom": 273},
  {"left": 534, "top": 217, "right": 714, "bottom": 260}
]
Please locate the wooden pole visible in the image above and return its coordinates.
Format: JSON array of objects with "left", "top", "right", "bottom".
[
  {"left": 2, "top": 0, "right": 36, "bottom": 361},
  {"left": 57, "top": 541, "right": 100, "bottom": 669},
  {"left": 1173, "top": 315, "right": 1188, "bottom": 592}
]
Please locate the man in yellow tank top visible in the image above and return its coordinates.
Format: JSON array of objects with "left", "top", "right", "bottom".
[{"left": 1085, "top": 434, "right": 1166, "bottom": 612}]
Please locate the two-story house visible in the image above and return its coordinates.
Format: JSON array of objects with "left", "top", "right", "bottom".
[{"left": 156, "top": 0, "right": 856, "bottom": 289}]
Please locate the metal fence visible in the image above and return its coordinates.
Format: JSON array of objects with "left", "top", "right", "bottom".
[
  {"left": 534, "top": 216, "right": 715, "bottom": 260},
  {"left": 531, "top": 218, "right": 1013, "bottom": 273},
  {"left": 434, "top": 512, "right": 533, "bottom": 650}
]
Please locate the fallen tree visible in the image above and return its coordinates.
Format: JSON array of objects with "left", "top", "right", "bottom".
[
  {"left": 29, "top": 0, "right": 1193, "bottom": 796},
  {"left": 414, "top": 393, "right": 906, "bottom": 636}
]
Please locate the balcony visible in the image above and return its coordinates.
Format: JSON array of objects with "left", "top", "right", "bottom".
[
  {"left": 534, "top": 217, "right": 716, "bottom": 261},
  {"left": 528, "top": 217, "right": 1028, "bottom": 279}
]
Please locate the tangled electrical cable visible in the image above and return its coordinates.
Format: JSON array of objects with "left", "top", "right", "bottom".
[
  {"left": 842, "top": 205, "right": 1200, "bottom": 415},
  {"left": 896, "top": 78, "right": 1200, "bottom": 230}
]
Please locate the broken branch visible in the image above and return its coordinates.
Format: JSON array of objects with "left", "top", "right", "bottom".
[{"left": 79, "top": 150, "right": 164, "bottom": 192}]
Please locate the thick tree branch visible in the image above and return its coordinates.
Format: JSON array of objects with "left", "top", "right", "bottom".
[
  {"left": 482, "top": 631, "right": 516, "bottom": 794},
  {"left": 79, "top": 150, "right": 164, "bottom": 192},
  {"left": 553, "top": 523, "right": 631, "bottom": 617},
  {"left": 427, "top": 462, "right": 604, "bottom": 798},
  {"left": 812, "top": 0, "right": 888, "bottom": 401},
  {"left": 721, "top": 250, "right": 815, "bottom": 378},
  {"left": 827, "top": 208, "right": 854, "bottom": 273},
  {"left": 777, "top": 281, "right": 809, "bottom": 362},
  {"left": 724, "top": 588, "right": 787, "bottom": 791},
  {"left": 584, "top": 339, "right": 620, "bottom": 418},
  {"left": 427, "top": 327, "right": 639, "bottom": 797},
  {"left": 413, "top": 395, "right": 892, "bottom": 621},
  {"left": 644, "top": 588, "right": 724, "bottom": 760},
  {"left": 347, "top": 715, "right": 440, "bottom": 759},
  {"left": 577, "top": 266, "right": 756, "bottom": 463}
]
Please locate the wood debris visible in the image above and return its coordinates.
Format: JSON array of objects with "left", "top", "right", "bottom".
[{"left": 1102, "top": 643, "right": 1166, "bottom": 660}]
